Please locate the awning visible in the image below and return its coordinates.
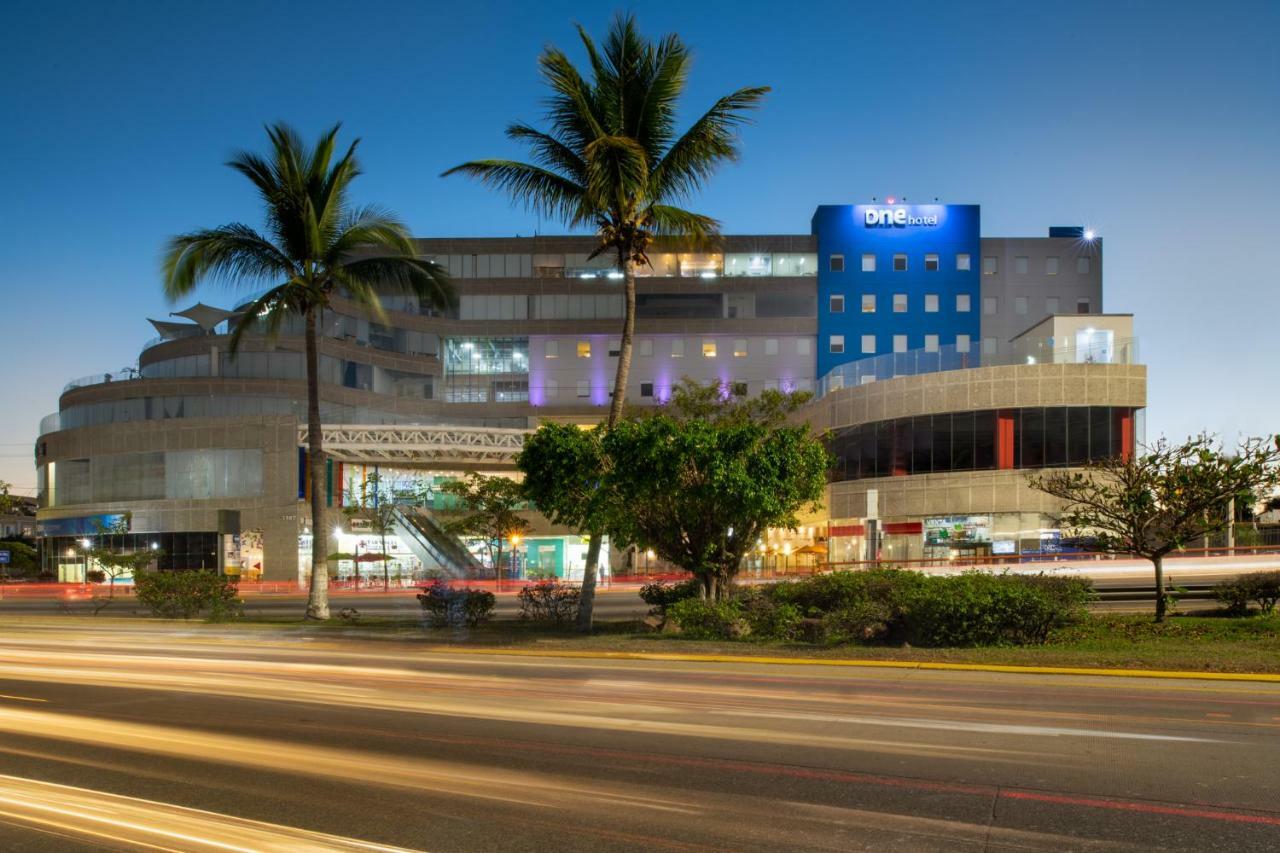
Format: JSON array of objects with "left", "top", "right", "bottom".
[
  {"left": 171, "top": 302, "right": 234, "bottom": 332},
  {"left": 147, "top": 318, "right": 203, "bottom": 340}
]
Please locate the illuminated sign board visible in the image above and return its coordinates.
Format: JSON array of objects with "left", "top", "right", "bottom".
[{"left": 863, "top": 207, "right": 940, "bottom": 228}]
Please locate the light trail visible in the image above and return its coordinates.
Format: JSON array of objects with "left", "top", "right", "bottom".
[{"left": 0, "top": 773, "right": 421, "bottom": 852}]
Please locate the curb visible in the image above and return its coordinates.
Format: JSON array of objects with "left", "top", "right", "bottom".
[{"left": 422, "top": 646, "right": 1280, "bottom": 684}]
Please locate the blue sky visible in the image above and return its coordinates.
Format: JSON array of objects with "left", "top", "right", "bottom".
[{"left": 2, "top": 0, "right": 1278, "bottom": 493}]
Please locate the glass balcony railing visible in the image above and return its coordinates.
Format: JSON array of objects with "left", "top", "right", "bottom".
[
  {"left": 62, "top": 369, "right": 144, "bottom": 394},
  {"left": 39, "top": 412, "right": 61, "bottom": 435},
  {"left": 817, "top": 337, "right": 1139, "bottom": 398}
]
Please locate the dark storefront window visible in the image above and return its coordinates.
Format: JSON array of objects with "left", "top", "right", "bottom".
[{"left": 827, "top": 407, "right": 1136, "bottom": 482}]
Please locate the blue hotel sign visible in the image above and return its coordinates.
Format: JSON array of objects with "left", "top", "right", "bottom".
[{"left": 862, "top": 206, "right": 941, "bottom": 227}]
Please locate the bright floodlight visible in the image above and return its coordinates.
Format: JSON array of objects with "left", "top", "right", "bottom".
[{"left": 1084, "top": 229, "right": 1096, "bottom": 241}]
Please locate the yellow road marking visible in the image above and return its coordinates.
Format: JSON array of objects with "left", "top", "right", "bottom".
[
  {"left": 0, "top": 694, "right": 46, "bottom": 703},
  {"left": 421, "top": 646, "right": 1280, "bottom": 684}
]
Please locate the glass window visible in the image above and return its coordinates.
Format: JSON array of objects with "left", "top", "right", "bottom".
[
  {"left": 765, "top": 338, "right": 779, "bottom": 356},
  {"left": 671, "top": 339, "right": 684, "bottom": 358},
  {"left": 772, "top": 253, "right": 816, "bottom": 276},
  {"left": 640, "top": 382, "right": 654, "bottom": 398},
  {"left": 755, "top": 292, "right": 817, "bottom": 318},
  {"left": 678, "top": 253, "right": 723, "bottom": 278},
  {"left": 893, "top": 293, "right": 907, "bottom": 313},
  {"left": 830, "top": 335, "right": 845, "bottom": 354},
  {"left": 1077, "top": 256, "right": 1091, "bottom": 274},
  {"left": 544, "top": 340, "right": 558, "bottom": 359},
  {"left": 829, "top": 294, "right": 845, "bottom": 313},
  {"left": 1014, "top": 256, "right": 1028, "bottom": 274},
  {"left": 733, "top": 339, "right": 748, "bottom": 357},
  {"left": 861, "top": 294, "right": 876, "bottom": 313},
  {"left": 893, "top": 334, "right": 907, "bottom": 353},
  {"left": 577, "top": 341, "right": 591, "bottom": 358},
  {"left": 797, "top": 338, "right": 811, "bottom": 355},
  {"left": 639, "top": 338, "right": 653, "bottom": 357},
  {"left": 702, "top": 340, "right": 717, "bottom": 358},
  {"left": 861, "top": 335, "right": 876, "bottom": 354},
  {"left": 956, "top": 293, "right": 971, "bottom": 312},
  {"left": 1015, "top": 296, "right": 1028, "bottom": 315},
  {"left": 608, "top": 340, "right": 621, "bottom": 357},
  {"left": 893, "top": 254, "right": 907, "bottom": 272},
  {"left": 983, "top": 337, "right": 997, "bottom": 355},
  {"left": 861, "top": 253, "right": 875, "bottom": 272},
  {"left": 924, "top": 253, "right": 939, "bottom": 271},
  {"left": 957, "top": 253, "right": 971, "bottom": 271},
  {"left": 443, "top": 337, "right": 529, "bottom": 375},
  {"left": 956, "top": 334, "right": 971, "bottom": 353},
  {"left": 576, "top": 381, "right": 589, "bottom": 398},
  {"left": 1046, "top": 256, "right": 1059, "bottom": 275},
  {"left": 974, "top": 411, "right": 996, "bottom": 469},
  {"left": 1067, "top": 407, "right": 1090, "bottom": 465},
  {"left": 983, "top": 296, "right": 998, "bottom": 315},
  {"left": 924, "top": 293, "right": 939, "bottom": 313},
  {"left": 1077, "top": 298, "right": 1091, "bottom": 314},
  {"left": 724, "top": 253, "right": 772, "bottom": 277},
  {"left": 983, "top": 256, "right": 998, "bottom": 275},
  {"left": 545, "top": 379, "right": 558, "bottom": 399},
  {"left": 829, "top": 254, "right": 845, "bottom": 272},
  {"left": 1047, "top": 296, "right": 1060, "bottom": 314},
  {"left": 924, "top": 334, "right": 939, "bottom": 352},
  {"left": 952, "top": 412, "right": 975, "bottom": 470}
]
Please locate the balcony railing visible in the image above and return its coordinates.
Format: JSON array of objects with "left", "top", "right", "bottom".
[
  {"left": 62, "top": 370, "right": 144, "bottom": 394},
  {"left": 817, "top": 337, "right": 1140, "bottom": 398}
]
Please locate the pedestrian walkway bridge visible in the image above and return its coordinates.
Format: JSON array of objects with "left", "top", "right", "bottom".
[{"left": 299, "top": 424, "right": 531, "bottom": 468}]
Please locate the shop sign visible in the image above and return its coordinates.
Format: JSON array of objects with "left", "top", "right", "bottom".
[{"left": 924, "top": 515, "right": 992, "bottom": 546}]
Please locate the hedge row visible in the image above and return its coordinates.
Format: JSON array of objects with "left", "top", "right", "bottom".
[{"left": 656, "top": 569, "right": 1093, "bottom": 647}]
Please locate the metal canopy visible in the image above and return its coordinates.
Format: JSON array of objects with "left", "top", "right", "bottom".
[
  {"left": 300, "top": 424, "right": 530, "bottom": 468},
  {"left": 171, "top": 302, "right": 234, "bottom": 332}
]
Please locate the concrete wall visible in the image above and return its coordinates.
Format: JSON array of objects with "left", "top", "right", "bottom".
[{"left": 979, "top": 237, "right": 1103, "bottom": 353}]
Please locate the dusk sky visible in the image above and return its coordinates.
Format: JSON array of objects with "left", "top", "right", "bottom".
[{"left": 2, "top": 0, "right": 1277, "bottom": 494}]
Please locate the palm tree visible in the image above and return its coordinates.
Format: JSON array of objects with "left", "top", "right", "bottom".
[
  {"left": 444, "top": 13, "right": 767, "bottom": 630},
  {"left": 164, "top": 123, "right": 454, "bottom": 620}
]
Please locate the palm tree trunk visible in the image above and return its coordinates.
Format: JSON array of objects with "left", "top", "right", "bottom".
[
  {"left": 304, "top": 306, "right": 330, "bottom": 620},
  {"left": 577, "top": 254, "right": 638, "bottom": 632},
  {"left": 1152, "top": 554, "right": 1166, "bottom": 623}
]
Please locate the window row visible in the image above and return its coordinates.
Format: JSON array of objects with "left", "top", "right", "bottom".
[
  {"left": 829, "top": 334, "right": 974, "bottom": 356},
  {"left": 831, "top": 253, "right": 970, "bottom": 273},
  {"left": 982, "top": 296, "right": 1091, "bottom": 316},
  {"left": 826, "top": 407, "right": 1135, "bottom": 481},
  {"left": 983, "top": 255, "right": 1092, "bottom": 276},
  {"left": 543, "top": 337, "right": 812, "bottom": 360},
  {"left": 829, "top": 293, "right": 971, "bottom": 314},
  {"left": 431, "top": 252, "right": 818, "bottom": 279}
]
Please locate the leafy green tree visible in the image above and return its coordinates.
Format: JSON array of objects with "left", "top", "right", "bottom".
[
  {"left": 439, "top": 474, "right": 531, "bottom": 584},
  {"left": 1031, "top": 435, "right": 1280, "bottom": 622},
  {"left": 163, "top": 123, "right": 454, "bottom": 619},
  {"left": 520, "top": 382, "right": 828, "bottom": 601},
  {"left": 0, "top": 480, "right": 17, "bottom": 515},
  {"left": 445, "top": 14, "right": 768, "bottom": 627}
]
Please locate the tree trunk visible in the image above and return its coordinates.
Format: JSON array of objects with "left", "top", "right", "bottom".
[
  {"left": 1152, "top": 554, "right": 1166, "bottom": 623},
  {"left": 304, "top": 306, "right": 330, "bottom": 620},
  {"left": 576, "top": 532, "right": 602, "bottom": 632},
  {"left": 578, "top": 252, "right": 637, "bottom": 633}
]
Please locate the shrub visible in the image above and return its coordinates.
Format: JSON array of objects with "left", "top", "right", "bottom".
[
  {"left": 735, "top": 587, "right": 804, "bottom": 641},
  {"left": 1214, "top": 579, "right": 1253, "bottom": 616},
  {"left": 901, "top": 572, "right": 1089, "bottom": 647},
  {"left": 417, "top": 580, "right": 495, "bottom": 628},
  {"left": 1217, "top": 572, "right": 1280, "bottom": 616},
  {"left": 517, "top": 578, "right": 581, "bottom": 625},
  {"left": 817, "top": 600, "right": 895, "bottom": 644},
  {"left": 639, "top": 577, "right": 702, "bottom": 615},
  {"left": 134, "top": 571, "right": 243, "bottom": 621},
  {"left": 771, "top": 568, "right": 928, "bottom": 640},
  {"left": 667, "top": 598, "right": 742, "bottom": 640}
]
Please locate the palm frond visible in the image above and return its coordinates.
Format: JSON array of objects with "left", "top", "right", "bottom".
[
  {"left": 442, "top": 159, "right": 588, "bottom": 224},
  {"left": 227, "top": 282, "right": 296, "bottom": 354},
  {"left": 334, "top": 256, "right": 456, "bottom": 319},
  {"left": 505, "top": 123, "right": 587, "bottom": 183},
  {"left": 651, "top": 86, "right": 770, "bottom": 202},
  {"left": 646, "top": 204, "right": 720, "bottom": 247},
  {"left": 583, "top": 135, "right": 650, "bottom": 213},
  {"left": 539, "top": 47, "right": 606, "bottom": 148},
  {"left": 630, "top": 33, "right": 688, "bottom": 161},
  {"left": 162, "top": 224, "right": 297, "bottom": 301}
]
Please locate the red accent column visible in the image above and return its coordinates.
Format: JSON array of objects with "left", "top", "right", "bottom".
[
  {"left": 1117, "top": 408, "right": 1134, "bottom": 460},
  {"left": 997, "top": 409, "right": 1016, "bottom": 469}
]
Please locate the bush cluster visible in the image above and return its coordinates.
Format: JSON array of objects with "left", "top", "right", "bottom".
[
  {"left": 517, "top": 578, "right": 581, "bottom": 625},
  {"left": 664, "top": 569, "right": 1093, "bottom": 647},
  {"left": 134, "top": 570, "right": 243, "bottom": 621},
  {"left": 1213, "top": 571, "right": 1280, "bottom": 616},
  {"left": 639, "top": 578, "right": 702, "bottom": 616},
  {"left": 417, "top": 580, "right": 495, "bottom": 628}
]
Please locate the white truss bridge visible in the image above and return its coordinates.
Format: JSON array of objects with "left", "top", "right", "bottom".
[{"left": 299, "top": 424, "right": 531, "bottom": 467}]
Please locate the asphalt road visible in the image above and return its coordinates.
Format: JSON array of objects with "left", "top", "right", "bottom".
[{"left": 0, "top": 621, "right": 1278, "bottom": 850}]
